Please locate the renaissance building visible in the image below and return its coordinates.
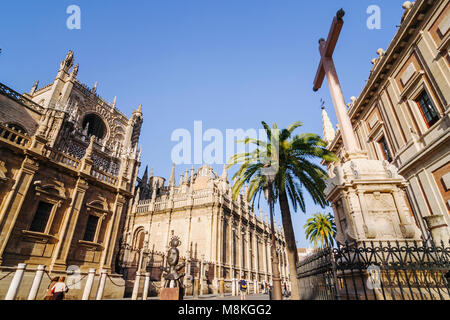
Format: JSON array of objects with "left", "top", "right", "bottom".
[
  {"left": 0, "top": 51, "right": 143, "bottom": 299},
  {"left": 321, "top": 0, "right": 449, "bottom": 243},
  {"left": 120, "top": 164, "right": 290, "bottom": 296}
]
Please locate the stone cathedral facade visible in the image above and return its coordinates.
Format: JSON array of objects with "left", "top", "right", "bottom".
[
  {"left": 0, "top": 51, "right": 143, "bottom": 299},
  {"left": 121, "top": 164, "right": 290, "bottom": 296}
]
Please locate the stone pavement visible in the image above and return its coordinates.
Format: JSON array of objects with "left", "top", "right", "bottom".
[
  {"left": 111, "top": 291, "right": 293, "bottom": 300},
  {"left": 134, "top": 293, "right": 285, "bottom": 301},
  {"left": 185, "top": 293, "right": 270, "bottom": 300}
]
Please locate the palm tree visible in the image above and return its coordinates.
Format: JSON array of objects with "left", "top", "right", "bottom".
[
  {"left": 227, "top": 121, "right": 337, "bottom": 300},
  {"left": 304, "top": 212, "right": 337, "bottom": 248}
]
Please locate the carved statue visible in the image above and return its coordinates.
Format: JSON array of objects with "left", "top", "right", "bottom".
[{"left": 162, "top": 236, "right": 185, "bottom": 289}]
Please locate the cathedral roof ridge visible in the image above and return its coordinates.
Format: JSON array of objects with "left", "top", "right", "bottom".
[{"left": 0, "top": 82, "right": 45, "bottom": 114}]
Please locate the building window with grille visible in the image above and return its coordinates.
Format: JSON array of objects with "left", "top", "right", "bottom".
[
  {"left": 378, "top": 136, "right": 393, "bottom": 162},
  {"left": 29, "top": 201, "right": 53, "bottom": 233},
  {"left": 83, "top": 215, "right": 100, "bottom": 242},
  {"left": 415, "top": 90, "right": 440, "bottom": 128}
]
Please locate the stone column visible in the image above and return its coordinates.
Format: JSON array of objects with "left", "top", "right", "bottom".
[
  {"left": 82, "top": 268, "right": 96, "bottom": 300},
  {"left": 246, "top": 229, "right": 252, "bottom": 277},
  {"left": 219, "top": 278, "right": 225, "bottom": 297},
  {"left": 255, "top": 235, "right": 260, "bottom": 283},
  {"left": 137, "top": 249, "right": 144, "bottom": 272},
  {"left": 50, "top": 178, "right": 89, "bottom": 270},
  {"left": 424, "top": 215, "right": 450, "bottom": 245},
  {"left": 217, "top": 214, "right": 224, "bottom": 283},
  {"left": 263, "top": 237, "right": 268, "bottom": 281},
  {"left": 224, "top": 218, "right": 230, "bottom": 267},
  {"left": 183, "top": 258, "right": 191, "bottom": 289},
  {"left": 27, "top": 265, "right": 46, "bottom": 300},
  {"left": 206, "top": 214, "right": 213, "bottom": 262},
  {"left": 210, "top": 207, "right": 219, "bottom": 267},
  {"left": 193, "top": 278, "right": 199, "bottom": 299},
  {"left": 5, "top": 263, "right": 27, "bottom": 300},
  {"left": 238, "top": 223, "right": 243, "bottom": 278},
  {"left": 284, "top": 249, "right": 289, "bottom": 282},
  {"left": 229, "top": 220, "right": 235, "bottom": 280},
  {"left": 142, "top": 272, "right": 150, "bottom": 300},
  {"left": 392, "top": 189, "right": 420, "bottom": 239},
  {"left": 101, "top": 194, "right": 126, "bottom": 271},
  {"left": 0, "top": 157, "right": 38, "bottom": 262},
  {"left": 199, "top": 259, "right": 204, "bottom": 295},
  {"left": 185, "top": 208, "right": 193, "bottom": 262},
  {"left": 95, "top": 269, "right": 108, "bottom": 300},
  {"left": 241, "top": 231, "right": 245, "bottom": 274},
  {"left": 131, "top": 271, "right": 141, "bottom": 300},
  {"left": 231, "top": 278, "right": 236, "bottom": 296},
  {"left": 164, "top": 210, "right": 173, "bottom": 251},
  {"left": 279, "top": 249, "right": 284, "bottom": 279}
]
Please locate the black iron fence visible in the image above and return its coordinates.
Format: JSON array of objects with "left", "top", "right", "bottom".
[{"left": 297, "top": 240, "right": 450, "bottom": 300}]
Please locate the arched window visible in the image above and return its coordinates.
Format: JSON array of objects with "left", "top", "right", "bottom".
[
  {"left": 133, "top": 228, "right": 145, "bottom": 250},
  {"left": 82, "top": 114, "right": 107, "bottom": 139}
]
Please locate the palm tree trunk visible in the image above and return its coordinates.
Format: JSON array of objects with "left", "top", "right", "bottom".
[{"left": 278, "top": 190, "right": 301, "bottom": 300}]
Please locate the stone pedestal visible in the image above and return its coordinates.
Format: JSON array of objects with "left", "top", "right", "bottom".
[
  {"left": 5, "top": 263, "right": 26, "bottom": 300},
  {"left": 82, "top": 268, "right": 96, "bottom": 300},
  {"left": 326, "top": 154, "right": 421, "bottom": 243},
  {"left": 231, "top": 278, "right": 236, "bottom": 296},
  {"left": 200, "top": 278, "right": 208, "bottom": 295},
  {"left": 160, "top": 288, "right": 183, "bottom": 300},
  {"left": 219, "top": 278, "right": 225, "bottom": 297},
  {"left": 27, "top": 265, "right": 45, "bottom": 300},
  {"left": 193, "top": 278, "right": 199, "bottom": 298}
]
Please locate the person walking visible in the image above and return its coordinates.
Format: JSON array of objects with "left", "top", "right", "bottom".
[
  {"left": 50, "top": 277, "right": 69, "bottom": 300},
  {"left": 44, "top": 277, "right": 59, "bottom": 300},
  {"left": 238, "top": 276, "right": 248, "bottom": 300}
]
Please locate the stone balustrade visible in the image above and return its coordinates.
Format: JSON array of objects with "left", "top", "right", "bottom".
[
  {"left": 0, "top": 124, "right": 30, "bottom": 148},
  {"left": 45, "top": 147, "right": 80, "bottom": 170},
  {"left": 90, "top": 167, "right": 119, "bottom": 186},
  {"left": 0, "top": 82, "right": 44, "bottom": 114},
  {"left": 0, "top": 124, "right": 122, "bottom": 188}
]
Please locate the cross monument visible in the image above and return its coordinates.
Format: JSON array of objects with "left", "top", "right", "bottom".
[
  {"left": 313, "top": 9, "right": 361, "bottom": 156},
  {"left": 312, "top": 9, "right": 421, "bottom": 244}
]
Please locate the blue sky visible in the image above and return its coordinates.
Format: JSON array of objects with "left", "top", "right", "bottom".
[{"left": 0, "top": 0, "right": 407, "bottom": 247}]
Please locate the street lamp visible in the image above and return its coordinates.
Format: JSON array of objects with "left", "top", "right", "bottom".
[{"left": 262, "top": 163, "right": 282, "bottom": 300}]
